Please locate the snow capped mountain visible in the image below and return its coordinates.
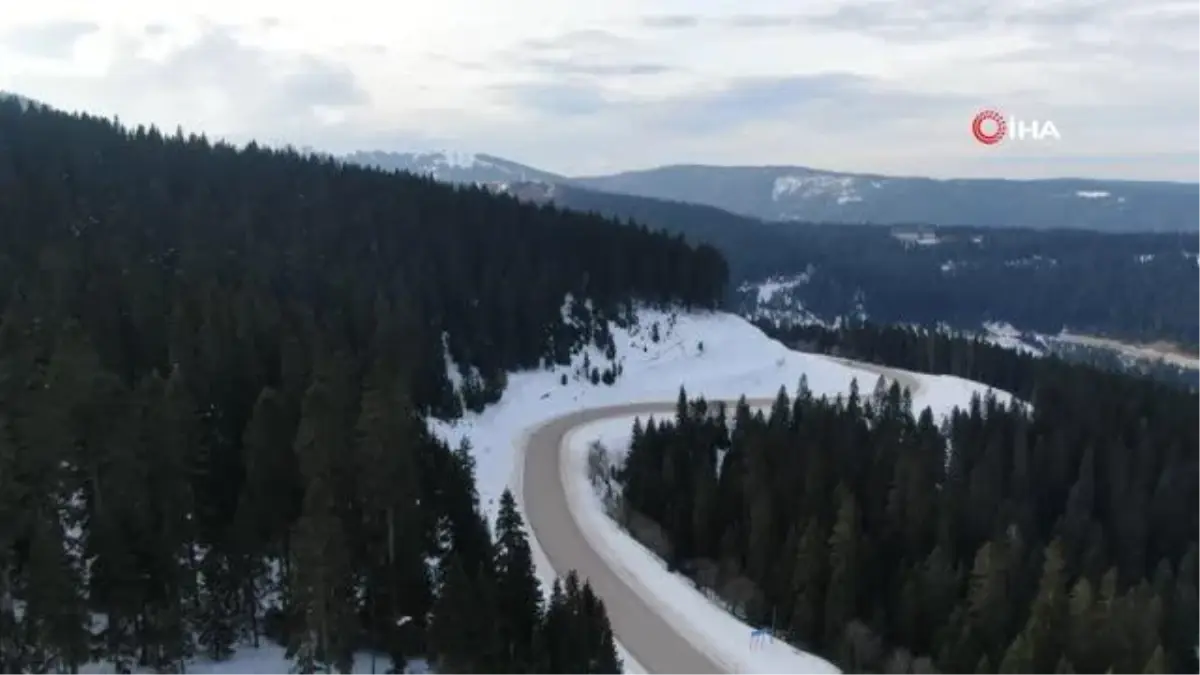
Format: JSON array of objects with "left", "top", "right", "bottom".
[
  {"left": 342, "top": 150, "right": 563, "bottom": 185},
  {"left": 338, "top": 148, "right": 1197, "bottom": 233},
  {"left": 571, "top": 164, "right": 1198, "bottom": 233}
]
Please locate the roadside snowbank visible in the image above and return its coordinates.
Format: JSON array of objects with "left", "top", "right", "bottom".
[{"left": 428, "top": 306, "right": 1018, "bottom": 673}]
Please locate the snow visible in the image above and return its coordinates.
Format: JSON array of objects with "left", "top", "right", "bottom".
[
  {"left": 81, "top": 646, "right": 430, "bottom": 674},
  {"left": 427, "top": 303, "right": 1020, "bottom": 674},
  {"left": 1075, "top": 190, "right": 1110, "bottom": 199},
  {"left": 892, "top": 231, "right": 940, "bottom": 246},
  {"left": 771, "top": 175, "right": 863, "bottom": 205},
  {"left": 565, "top": 415, "right": 840, "bottom": 675},
  {"left": 982, "top": 321, "right": 1044, "bottom": 357},
  {"left": 1003, "top": 255, "right": 1057, "bottom": 268},
  {"left": 438, "top": 150, "right": 480, "bottom": 169},
  {"left": 84, "top": 306, "right": 1004, "bottom": 675},
  {"left": 1053, "top": 331, "right": 1200, "bottom": 370},
  {"left": 739, "top": 269, "right": 813, "bottom": 304}
]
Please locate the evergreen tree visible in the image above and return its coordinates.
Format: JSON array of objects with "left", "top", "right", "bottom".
[
  {"left": 287, "top": 378, "right": 357, "bottom": 673},
  {"left": 493, "top": 490, "right": 543, "bottom": 672},
  {"left": 824, "top": 487, "right": 861, "bottom": 647},
  {"left": 1020, "top": 538, "right": 1068, "bottom": 672},
  {"left": 789, "top": 518, "right": 827, "bottom": 647}
]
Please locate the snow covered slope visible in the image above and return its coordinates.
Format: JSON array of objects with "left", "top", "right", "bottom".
[
  {"left": 428, "top": 304, "right": 1020, "bottom": 674},
  {"left": 73, "top": 304, "right": 1016, "bottom": 675},
  {"left": 342, "top": 150, "right": 562, "bottom": 184},
  {"left": 428, "top": 306, "right": 1019, "bottom": 523}
]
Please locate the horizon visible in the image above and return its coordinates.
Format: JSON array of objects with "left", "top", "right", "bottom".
[
  {"left": 2, "top": 1, "right": 1196, "bottom": 183},
  {"left": 9, "top": 89, "right": 1196, "bottom": 187},
  {"left": 340, "top": 146, "right": 1200, "bottom": 185}
]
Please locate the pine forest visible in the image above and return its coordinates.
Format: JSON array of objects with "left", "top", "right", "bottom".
[
  {"left": 0, "top": 98, "right": 728, "bottom": 672},
  {"left": 615, "top": 320, "right": 1198, "bottom": 673}
]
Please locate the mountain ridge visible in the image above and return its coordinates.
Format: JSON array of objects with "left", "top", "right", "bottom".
[{"left": 342, "top": 150, "right": 1199, "bottom": 233}]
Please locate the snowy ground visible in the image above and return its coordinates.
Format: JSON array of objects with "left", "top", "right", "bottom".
[
  {"left": 981, "top": 321, "right": 1046, "bottom": 356},
  {"left": 81, "top": 645, "right": 429, "bottom": 674},
  {"left": 81, "top": 306, "right": 1014, "bottom": 675},
  {"left": 565, "top": 413, "right": 841, "bottom": 674},
  {"left": 1053, "top": 331, "right": 1199, "bottom": 370},
  {"left": 428, "top": 304, "right": 1019, "bottom": 674}
]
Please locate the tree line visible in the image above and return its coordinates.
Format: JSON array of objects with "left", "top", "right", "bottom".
[
  {"left": 0, "top": 99, "right": 731, "bottom": 671},
  {"left": 546, "top": 183, "right": 1198, "bottom": 347},
  {"left": 614, "top": 337, "right": 1197, "bottom": 672}
]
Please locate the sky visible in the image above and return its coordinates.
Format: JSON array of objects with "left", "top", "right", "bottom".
[{"left": 1, "top": 0, "right": 1197, "bottom": 181}]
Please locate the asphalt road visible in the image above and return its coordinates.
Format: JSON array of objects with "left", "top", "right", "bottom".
[{"left": 520, "top": 362, "right": 922, "bottom": 674}]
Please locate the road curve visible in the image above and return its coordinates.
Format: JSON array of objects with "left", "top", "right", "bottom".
[{"left": 521, "top": 362, "right": 922, "bottom": 674}]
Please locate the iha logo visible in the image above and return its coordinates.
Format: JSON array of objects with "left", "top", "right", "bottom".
[{"left": 972, "top": 109, "right": 1061, "bottom": 145}]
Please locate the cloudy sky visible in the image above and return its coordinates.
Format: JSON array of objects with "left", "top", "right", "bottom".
[{"left": 1, "top": 0, "right": 1196, "bottom": 180}]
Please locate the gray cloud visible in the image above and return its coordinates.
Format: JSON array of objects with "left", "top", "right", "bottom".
[
  {"left": 640, "top": 72, "right": 970, "bottom": 134},
  {"left": 638, "top": 14, "right": 808, "bottom": 30},
  {"left": 520, "top": 30, "right": 628, "bottom": 52},
  {"left": 4, "top": 19, "right": 98, "bottom": 59},
  {"left": 723, "top": 14, "right": 805, "bottom": 29},
  {"left": 501, "top": 28, "right": 673, "bottom": 82},
  {"left": 494, "top": 80, "right": 614, "bottom": 117},
  {"left": 11, "top": 24, "right": 368, "bottom": 139},
  {"left": 802, "top": 0, "right": 1165, "bottom": 43},
  {"left": 133, "top": 27, "right": 366, "bottom": 111},
  {"left": 640, "top": 15, "right": 701, "bottom": 29},
  {"left": 494, "top": 71, "right": 970, "bottom": 134},
  {"left": 523, "top": 57, "right": 672, "bottom": 77}
]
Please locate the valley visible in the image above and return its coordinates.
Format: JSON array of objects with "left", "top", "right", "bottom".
[
  {"left": 0, "top": 95, "right": 1194, "bottom": 675},
  {"left": 344, "top": 150, "right": 1200, "bottom": 234}
]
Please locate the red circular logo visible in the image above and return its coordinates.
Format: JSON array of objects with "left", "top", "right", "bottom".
[{"left": 972, "top": 109, "right": 1006, "bottom": 145}]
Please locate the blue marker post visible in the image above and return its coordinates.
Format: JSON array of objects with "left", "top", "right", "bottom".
[{"left": 749, "top": 627, "right": 773, "bottom": 650}]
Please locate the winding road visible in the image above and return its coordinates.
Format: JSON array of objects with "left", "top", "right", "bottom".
[{"left": 521, "top": 360, "right": 921, "bottom": 674}]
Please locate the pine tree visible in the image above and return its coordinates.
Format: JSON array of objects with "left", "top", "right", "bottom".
[
  {"left": 578, "top": 579, "right": 622, "bottom": 673},
  {"left": 1142, "top": 644, "right": 1167, "bottom": 674},
  {"left": 966, "top": 539, "right": 1011, "bottom": 657},
  {"left": 0, "top": 417, "right": 26, "bottom": 672},
  {"left": 196, "top": 548, "right": 240, "bottom": 662},
  {"left": 354, "top": 369, "right": 431, "bottom": 670},
  {"left": 1065, "top": 576, "right": 1097, "bottom": 672},
  {"left": 428, "top": 554, "right": 497, "bottom": 673},
  {"left": 21, "top": 511, "right": 89, "bottom": 674},
  {"left": 998, "top": 632, "right": 1034, "bottom": 673},
  {"left": 234, "top": 386, "right": 299, "bottom": 645},
  {"left": 139, "top": 371, "right": 197, "bottom": 669},
  {"left": 540, "top": 579, "right": 570, "bottom": 672},
  {"left": 789, "top": 518, "right": 826, "bottom": 647},
  {"left": 493, "top": 490, "right": 543, "bottom": 672},
  {"left": 287, "top": 377, "right": 358, "bottom": 673},
  {"left": 1021, "top": 537, "right": 1068, "bottom": 672},
  {"left": 824, "top": 487, "right": 860, "bottom": 647}
]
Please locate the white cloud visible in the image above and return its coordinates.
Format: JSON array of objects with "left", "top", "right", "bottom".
[{"left": 0, "top": 0, "right": 1195, "bottom": 180}]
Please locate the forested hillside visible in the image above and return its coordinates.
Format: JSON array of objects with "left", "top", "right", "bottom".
[
  {"left": 741, "top": 224, "right": 1198, "bottom": 349},
  {"left": 613, "top": 324, "right": 1198, "bottom": 674},
  {"left": 539, "top": 183, "right": 1199, "bottom": 347},
  {"left": 0, "top": 99, "right": 727, "bottom": 672}
]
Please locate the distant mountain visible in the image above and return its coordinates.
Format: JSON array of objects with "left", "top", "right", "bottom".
[
  {"left": 571, "top": 165, "right": 1200, "bottom": 233},
  {"left": 470, "top": 178, "right": 1199, "bottom": 349},
  {"left": 342, "top": 150, "right": 563, "bottom": 185},
  {"left": 340, "top": 151, "right": 1198, "bottom": 233}
]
